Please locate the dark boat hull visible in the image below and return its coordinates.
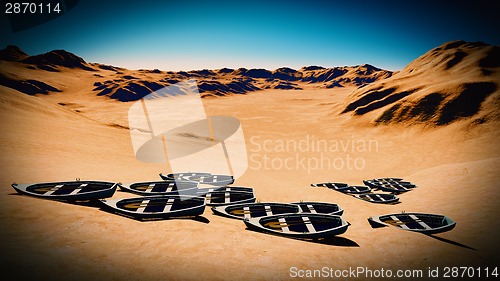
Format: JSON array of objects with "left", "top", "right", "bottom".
[
  {"left": 159, "top": 173, "right": 234, "bottom": 186},
  {"left": 99, "top": 195, "right": 206, "bottom": 221},
  {"left": 353, "top": 193, "right": 400, "bottom": 204},
  {"left": 203, "top": 190, "right": 255, "bottom": 206},
  {"left": 244, "top": 213, "right": 349, "bottom": 239},
  {"left": 291, "top": 202, "right": 344, "bottom": 216},
  {"left": 118, "top": 181, "right": 198, "bottom": 196},
  {"left": 212, "top": 202, "right": 300, "bottom": 220},
  {"left": 368, "top": 212, "right": 456, "bottom": 234},
  {"left": 338, "top": 185, "right": 371, "bottom": 194},
  {"left": 363, "top": 179, "right": 416, "bottom": 193},
  {"left": 311, "top": 182, "right": 349, "bottom": 191},
  {"left": 160, "top": 172, "right": 212, "bottom": 180},
  {"left": 198, "top": 186, "right": 253, "bottom": 195},
  {"left": 11, "top": 181, "right": 117, "bottom": 201}
]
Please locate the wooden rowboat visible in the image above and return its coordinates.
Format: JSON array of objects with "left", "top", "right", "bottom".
[
  {"left": 363, "top": 180, "right": 413, "bottom": 193},
  {"left": 159, "top": 172, "right": 212, "bottom": 180},
  {"left": 159, "top": 173, "right": 234, "bottom": 186},
  {"left": 353, "top": 193, "right": 400, "bottom": 204},
  {"left": 244, "top": 213, "right": 349, "bottom": 239},
  {"left": 311, "top": 182, "right": 349, "bottom": 191},
  {"left": 338, "top": 185, "right": 371, "bottom": 194},
  {"left": 198, "top": 186, "right": 253, "bottom": 195},
  {"left": 11, "top": 180, "right": 117, "bottom": 201},
  {"left": 212, "top": 202, "right": 300, "bottom": 220},
  {"left": 202, "top": 190, "right": 255, "bottom": 206},
  {"left": 291, "top": 202, "right": 344, "bottom": 215},
  {"left": 99, "top": 195, "right": 205, "bottom": 221},
  {"left": 368, "top": 212, "right": 456, "bottom": 234},
  {"left": 363, "top": 179, "right": 416, "bottom": 193},
  {"left": 118, "top": 180, "right": 198, "bottom": 196}
]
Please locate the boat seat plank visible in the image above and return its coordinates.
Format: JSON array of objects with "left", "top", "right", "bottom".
[
  {"left": 44, "top": 184, "right": 64, "bottom": 196},
  {"left": 306, "top": 204, "right": 317, "bottom": 213},
  {"left": 136, "top": 199, "right": 150, "bottom": 213},
  {"left": 278, "top": 217, "right": 290, "bottom": 233},
  {"left": 69, "top": 183, "right": 88, "bottom": 195},
  {"left": 264, "top": 205, "right": 272, "bottom": 216},
  {"left": 68, "top": 189, "right": 80, "bottom": 195},
  {"left": 146, "top": 184, "right": 155, "bottom": 193},
  {"left": 398, "top": 185, "right": 408, "bottom": 191},
  {"left": 409, "top": 214, "right": 432, "bottom": 230},
  {"left": 165, "top": 183, "right": 174, "bottom": 193},
  {"left": 302, "top": 216, "right": 316, "bottom": 233},
  {"left": 390, "top": 215, "right": 410, "bottom": 230},
  {"left": 375, "top": 194, "right": 386, "bottom": 202},
  {"left": 243, "top": 206, "right": 251, "bottom": 219},
  {"left": 162, "top": 198, "right": 176, "bottom": 212}
]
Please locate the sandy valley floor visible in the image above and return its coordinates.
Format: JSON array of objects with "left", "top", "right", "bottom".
[{"left": 1, "top": 82, "right": 499, "bottom": 280}]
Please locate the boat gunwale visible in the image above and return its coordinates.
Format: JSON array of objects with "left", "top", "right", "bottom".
[
  {"left": 245, "top": 213, "right": 349, "bottom": 238},
  {"left": 119, "top": 181, "right": 199, "bottom": 195},
  {"left": 11, "top": 181, "right": 118, "bottom": 200},
  {"left": 290, "top": 201, "right": 344, "bottom": 215},
  {"left": 212, "top": 202, "right": 300, "bottom": 220},
  {"left": 368, "top": 212, "right": 456, "bottom": 234}
]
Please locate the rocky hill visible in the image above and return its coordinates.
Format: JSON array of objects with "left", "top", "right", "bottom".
[{"left": 341, "top": 41, "right": 500, "bottom": 126}]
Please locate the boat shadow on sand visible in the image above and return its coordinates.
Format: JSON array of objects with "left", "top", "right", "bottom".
[
  {"left": 244, "top": 227, "right": 359, "bottom": 247},
  {"left": 9, "top": 193, "right": 211, "bottom": 224},
  {"left": 9, "top": 192, "right": 103, "bottom": 207},
  {"left": 425, "top": 234, "right": 476, "bottom": 251},
  {"left": 108, "top": 215, "right": 211, "bottom": 224}
]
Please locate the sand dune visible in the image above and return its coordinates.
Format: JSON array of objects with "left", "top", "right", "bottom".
[
  {"left": 342, "top": 41, "right": 500, "bottom": 126},
  {"left": 0, "top": 41, "right": 499, "bottom": 280}
]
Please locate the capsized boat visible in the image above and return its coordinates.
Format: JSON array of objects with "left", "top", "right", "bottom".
[
  {"left": 291, "top": 202, "right": 344, "bottom": 215},
  {"left": 368, "top": 212, "right": 456, "bottom": 234},
  {"left": 212, "top": 202, "right": 300, "bottom": 220},
  {"left": 118, "top": 180, "right": 198, "bottom": 196},
  {"left": 11, "top": 180, "right": 117, "bottom": 201},
  {"left": 244, "top": 213, "right": 349, "bottom": 239},
  {"left": 99, "top": 195, "right": 205, "bottom": 221},
  {"left": 353, "top": 193, "right": 400, "bottom": 204}
]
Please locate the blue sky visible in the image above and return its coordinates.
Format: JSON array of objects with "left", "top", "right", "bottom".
[{"left": 1, "top": 0, "right": 498, "bottom": 71}]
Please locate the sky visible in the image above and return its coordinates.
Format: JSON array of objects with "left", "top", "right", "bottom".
[{"left": 1, "top": 0, "right": 498, "bottom": 71}]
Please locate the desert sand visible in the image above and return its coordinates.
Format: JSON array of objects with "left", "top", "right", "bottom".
[{"left": 1, "top": 41, "right": 499, "bottom": 281}]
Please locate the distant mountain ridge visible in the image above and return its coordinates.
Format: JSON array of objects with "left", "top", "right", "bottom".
[
  {"left": 0, "top": 45, "right": 392, "bottom": 100},
  {"left": 2, "top": 41, "right": 498, "bottom": 127}
]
